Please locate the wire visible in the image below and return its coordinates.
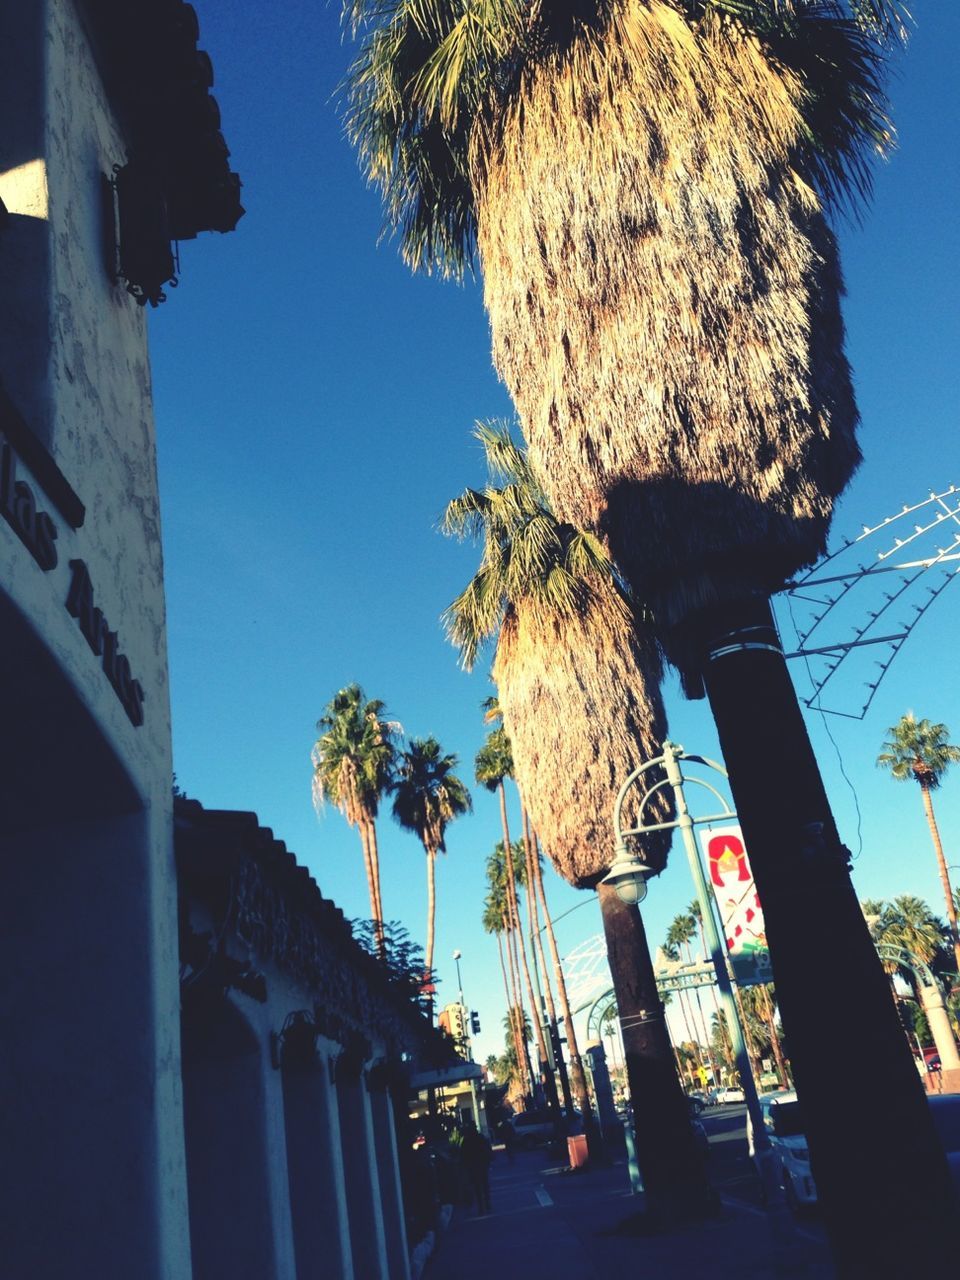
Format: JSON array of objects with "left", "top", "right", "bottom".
[{"left": 785, "top": 595, "right": 865, "bottom": 862}]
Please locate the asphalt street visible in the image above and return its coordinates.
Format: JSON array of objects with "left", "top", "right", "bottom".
[{"left": 425, "top": 1108, "right": 833, "bottom": 1278}]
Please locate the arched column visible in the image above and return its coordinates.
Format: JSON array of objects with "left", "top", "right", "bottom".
[
  {"left": 335, "top": 1050, "right": 389, "bottom": 1280},
  {"left": 280, "top": 1025, "right": 353, "bottom": 1280},
  {"left": 181, "top": 993, "right": 291, "bottom": 1280},
  {"left": 368, "top": 1070, "right": 411, "bottom": 1280}
]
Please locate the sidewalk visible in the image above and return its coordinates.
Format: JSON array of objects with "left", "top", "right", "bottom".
[{"left": 425, "top": 1148, "right": 835, "bottom": 1279}]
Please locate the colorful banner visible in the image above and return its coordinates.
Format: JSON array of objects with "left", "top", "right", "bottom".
[{"left": 700, "top": 825, "right": 772, "bottom": 987}]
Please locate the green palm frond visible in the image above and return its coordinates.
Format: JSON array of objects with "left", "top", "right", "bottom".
[
  {"left": 312, "top": 683, "right": 400, "bottom": 822},
  {"left": 442, "top": 421, "right": 628, "bottom": 669},
  {"left": 343, "top": 1, "right": 908, "bottom": 281},
  {"left": 475, "top": 725, "right": 514, "bottom": 789},
  {"left": 392, "top": 735, "right": 472, "bottom": 852},
  {"left": 877, "top": 713, "right": 960, "bottom": 790}
]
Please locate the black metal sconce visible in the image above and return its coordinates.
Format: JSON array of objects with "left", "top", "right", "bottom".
[
  {"left": 111, "top": 161, "right": 178, "bottom": 307},
  {"left": 271, "top": 1010, "right": 320, "bottom": 1071}
]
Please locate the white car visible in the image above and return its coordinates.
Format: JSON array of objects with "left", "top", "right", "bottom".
[
  {"left": 716, "top": 1086, "right": 745, "bottom": 1105},
  {"left": 748, "top": 1090, "right": 816, "bottom": 1208}
]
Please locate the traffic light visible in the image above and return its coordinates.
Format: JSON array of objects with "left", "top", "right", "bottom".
[{"left": 470, "top": 1011, "right": 481, "bottom": 1036}]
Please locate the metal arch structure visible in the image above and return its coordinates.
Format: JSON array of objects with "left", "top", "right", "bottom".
[
  {"left": 584, "top": 943, "right": 939, "bottom": 1044},
  {"left": 778, "top": 484, "right": 960, "bottom": 719},
  {"left": 586, "top": 988, "right": 617, "bottom": 1041},
  {"left": 561, "top": 932, "right": 613, "bottom": 1017},
  {"left": 874, "top": 941, "right": 937, "bottom": 991}
]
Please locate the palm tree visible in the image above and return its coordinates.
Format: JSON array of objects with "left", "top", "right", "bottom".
[
  {"left": 484, "top": 844, "right": 534, "bottom": 1096},
  {"left": 869, "top": 896, "right": 945, "bottom": 993},
  {"left": 345, "top": 3, "right": 956, "bottom": 1260},
  {"left": 392, "top": 736, "right": 472, "bottom": 976},
  {"left": 476, "top": 743, "right": 554, "bottom": 1104},
  {"left": 878, "top": 715, "right": 960, "bottom": 973},
  {"left": 447, "top": 427, "right": 708, "bottom": 1207},
  {"left": 312, "top": 684, "right": 398, "bottom": 956}
]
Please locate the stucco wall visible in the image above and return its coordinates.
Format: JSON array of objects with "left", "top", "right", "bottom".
[{"left": 0, "top": 2, "right": 187, "bottom": 1275}]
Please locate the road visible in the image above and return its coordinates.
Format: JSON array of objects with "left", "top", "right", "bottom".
[{"left": 700, "top": 1102, "right": 828, "bottom": 1249}]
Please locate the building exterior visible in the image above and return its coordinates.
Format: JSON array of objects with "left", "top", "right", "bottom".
[
  {"left": 177, "top": 799, "right": 447, "bottom": 1280},
  {"left": 0, "top": 4, "right": 435, "bottom": 1275}
]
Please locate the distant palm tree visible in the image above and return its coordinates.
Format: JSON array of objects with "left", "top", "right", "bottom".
[
  {"left": 392, "top": 736, "right": 471, "bottom": 976},
  {"left": 476, "top": 740, "right": 553, "bottom": 1098},
  {"left": 447, "top": 428, "right": 709, "bottom": 1200},
  {"left": 878, "top": 715, "right": 960, "bottom": 973},
  {"left": 484, "top": 846, "right": 533, "bottom": 1096},
  {"left": 868, "top": 895, "right": 945, "bottom": 995},
  {"left": 446, "top": 423, "right": 670, "bottom": 885},
  {"left": 312, "top": 684, "right": 398, "bottom": 956}
]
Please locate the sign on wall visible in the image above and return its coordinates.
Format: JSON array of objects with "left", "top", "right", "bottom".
[{"left": 699, "top": 825, "right": 771, "bottom": 987}]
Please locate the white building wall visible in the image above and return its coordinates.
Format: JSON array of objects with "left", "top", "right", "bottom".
[{"left": 0, "top": 2, "right": 187, "bottom": 1275}]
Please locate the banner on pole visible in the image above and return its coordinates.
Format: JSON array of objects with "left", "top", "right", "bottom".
[{"left": 699, "top": 825, "right": 771, "bottom": 987}]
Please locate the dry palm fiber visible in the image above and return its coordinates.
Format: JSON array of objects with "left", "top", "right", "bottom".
[
  {"left": 474, "top": 1, "right": 860, "bottom": 627},
  {"left": 493, "top": 586, "right": 671, "bottom": 888}
]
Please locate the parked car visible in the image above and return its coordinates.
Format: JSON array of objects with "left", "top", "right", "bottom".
[
  {"left": 509, "top": 1110, "right": 555, "bottom": 1148},
  {"left": 928, "top": 1093, "right": 960, "bottom": 1192},
  {"left": 716, "top": 1086, "right": 746, "bottom": 1105},
  {"left": 748, "top": 1090, "right": 815, "bottom": 1209}
]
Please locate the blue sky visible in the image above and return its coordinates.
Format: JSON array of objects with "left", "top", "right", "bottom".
[{"left": 149, "top": 5, "right": 959, "bottom": 1063}]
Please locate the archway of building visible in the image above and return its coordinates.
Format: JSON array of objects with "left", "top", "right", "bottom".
[
  {"left": 279, "top": 1018, "right": 352, "bottom": 1280},
  {"left": 0, "top": 593, "right": 167, "bottom": 1277},
  {"left": 180, "top": 992, "right": 276, "bottom": 1280}
]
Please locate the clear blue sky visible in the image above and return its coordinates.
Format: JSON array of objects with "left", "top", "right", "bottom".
[{"left": 149, "top": 5, "right": 959, "bottom": 1064}]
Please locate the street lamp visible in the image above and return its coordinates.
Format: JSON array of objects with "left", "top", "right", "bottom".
[
  {"left": 600, "top": 844, "right": 651, "bottom": 905},
  {"left": 606, "top": 740, "right": 789, "bottom": 1219}
]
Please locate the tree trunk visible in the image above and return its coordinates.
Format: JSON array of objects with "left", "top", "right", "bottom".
[
  {"left": 504, "top": 910, "right": 534, "bottom": 1098},
  {"left": 358, "top": 820, "right": 383, "bottom": 958},
  {"left": 759, "top": 985, "right": 790, "bottom": 1089},
  {"left": 519, "top": 809, "right": 564, "bottom": 1131},
  {"left": 503, "top": 820, "right": 552, "bottom": 1099},
  {"left": 697, "top": 596, "right": 957, "bottom": 1269},
  {"left": 920, "top": 783, "right": 960, "bottom": 975},
  {"left": 598, "top": 884, "right": 714, "bottom": 1216},
  {"left": 522, "top": 810, "right": 557, "bottom": 1024},
  {"left": 503, "top": 917, "right": 525, "bottom": 1092},
  {"left": 364, "top": 816, "right": 386, "bottom": 958},
  {"left": 424, "top": 845, "right": 436, "bottom": 978},
  {"left": 532, "top": 839, "right": 602, "bottom": 1157},
  {"left": 498, "top": 933, "right": 527, "bottom": 1092},
  {"left": 731, "top": 982, "right": 762, "bottom": 1085}
]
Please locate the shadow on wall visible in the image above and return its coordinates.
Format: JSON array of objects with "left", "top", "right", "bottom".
[{"left": 181, "top": 991, "right": 276, "bottom": 1280}]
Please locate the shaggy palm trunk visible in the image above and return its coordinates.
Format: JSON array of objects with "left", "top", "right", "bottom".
[
  {"left": 533, "top": 846, "right": 601, "bottom": 1156},
  {"left": 698, "top": 597, "right": 956, "bottom": 1268},
  {"left": 919, "top": 783, "right": 960, "bottom": 974},
  {"left": 598, "top": 884, "right": 713, "bottom": 1216}
]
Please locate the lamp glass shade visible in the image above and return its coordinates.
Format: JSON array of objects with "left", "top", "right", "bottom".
[{"left": 601, "top": 854, "right": 650, "bottom": 906}]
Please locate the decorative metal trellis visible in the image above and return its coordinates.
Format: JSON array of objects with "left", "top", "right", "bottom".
[{"left": 779, "top": 485, "right": 960, "bottom": 719}]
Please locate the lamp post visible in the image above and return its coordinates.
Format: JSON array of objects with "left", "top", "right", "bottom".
[
  {"left": 452, "top": 949, "right": 482, "bottom": 1130},
  {"left": 601, "top": 740, "right": 787, "bottom": 1221}
]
